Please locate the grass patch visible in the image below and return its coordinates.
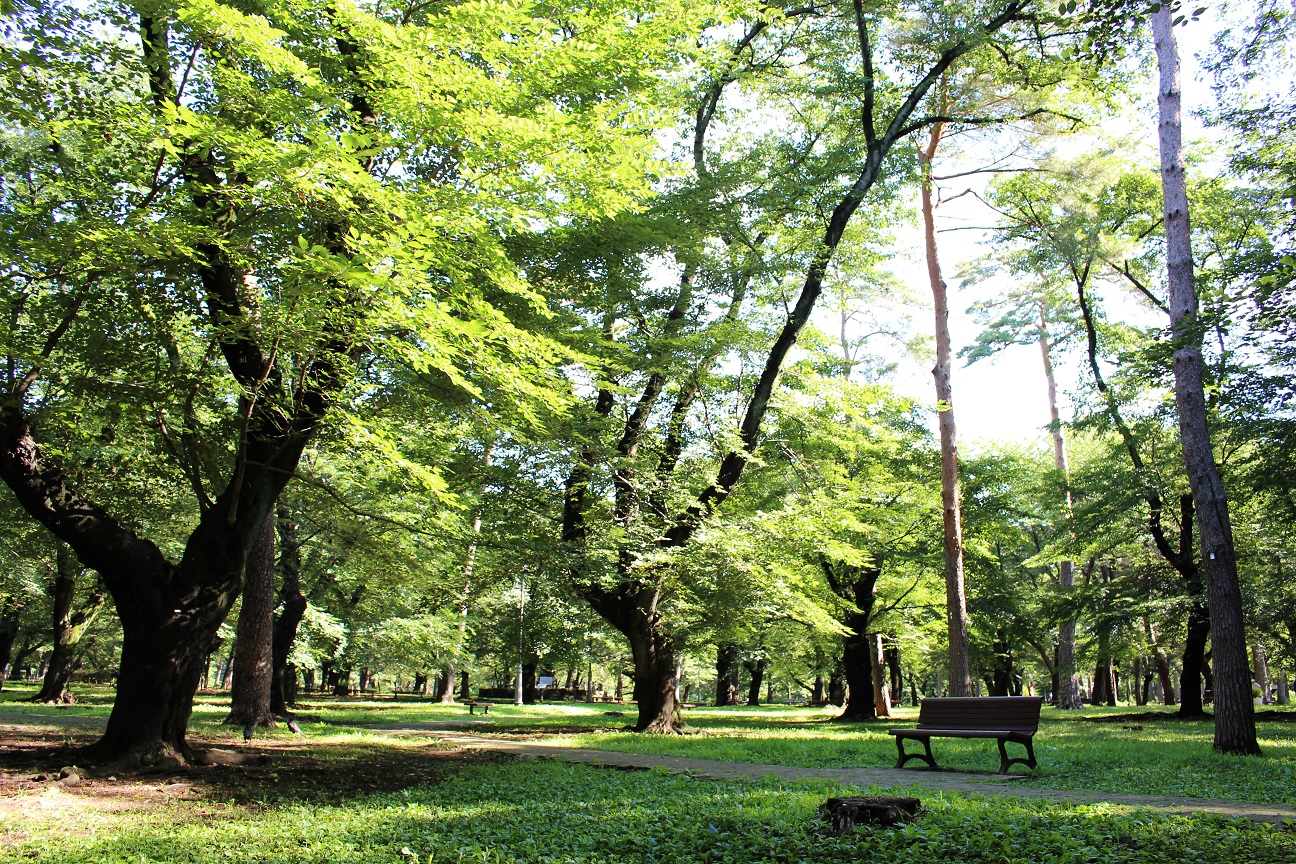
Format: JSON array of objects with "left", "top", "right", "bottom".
[
  {"left": 6, "top": 685, "right": 1294, "bottom": 806},
  {"left": 5, "top": 757, "right": 1292, "bottom": 864},
  {"left": 541, "top": 704, "right": 1296, "bottom": 806}
]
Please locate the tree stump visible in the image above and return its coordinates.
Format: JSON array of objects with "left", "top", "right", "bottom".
[{"left": 820, "top": 796, "right": 921, "bottom": 834}]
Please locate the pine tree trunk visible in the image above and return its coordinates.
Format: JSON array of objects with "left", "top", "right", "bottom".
[
  {"left": 920, "top": 120, "right": 972, "bottom": 697},
  {"left": 226, "top": 510, "right": 276, "bottom": 728},
  {"left": 33, "top": 544, "right": 105, "bottom": 704},
  {"left": 1151, "top": 2, "right": 1259, "bottom": 756}
]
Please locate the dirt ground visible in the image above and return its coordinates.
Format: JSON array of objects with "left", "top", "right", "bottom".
[{"left": 0, "top": 724, "right": 492, "bottom": 847}]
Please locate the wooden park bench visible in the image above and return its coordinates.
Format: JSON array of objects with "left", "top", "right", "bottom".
[
  {"left": 889, "top": 696, "right": 1043, "bottom": 774},
  {"left": 465, "top": 700, "right": 491, "bottom": 715}
]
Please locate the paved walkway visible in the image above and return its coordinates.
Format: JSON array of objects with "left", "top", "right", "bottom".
[
  {"left": 4, "top": 711, "right": 1292, "bottom": 824},
  {"left": 410, "top": 730, "right": 1296, "bottom": 825}
]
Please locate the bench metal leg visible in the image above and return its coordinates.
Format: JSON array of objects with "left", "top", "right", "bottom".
[
  {"left": 894, "top": 737, "right": 938, "bottom": 770},
  {"left": 997, "top": 737, "right": 1037, "bottom": 774}
]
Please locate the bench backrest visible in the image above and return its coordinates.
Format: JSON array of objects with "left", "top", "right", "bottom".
[{"left": 916, "top": 696, "right": 1043, "bottom": 732}]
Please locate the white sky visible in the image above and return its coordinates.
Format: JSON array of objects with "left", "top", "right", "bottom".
[{"left": 870, "top": 15, "right": 1226, "bottom": 453}]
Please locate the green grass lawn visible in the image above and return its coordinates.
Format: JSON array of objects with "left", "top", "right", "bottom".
[
  {"left": 6, "top": 757, "right": 1294, "bottom": 864},
  {"left": 6, "top": 684, "right": 1295, "bottom": 805},
  {"left": 4, "top": 688, "right": 1296, "bottom": 862},
  {"left": 543, "top": 703, "right": 1296, "bottom": 806}
]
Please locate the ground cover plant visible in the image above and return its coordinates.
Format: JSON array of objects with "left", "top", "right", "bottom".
[{"left": 2, "top": 730, "right": 1294, "bottom": 864}]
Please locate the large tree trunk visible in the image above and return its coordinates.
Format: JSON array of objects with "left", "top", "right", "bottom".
[
  {"left": 1151, "top": 3, "right": 1258, "bottom": 755},
  {"left": 584, "top": 585, "right": 682, "bottom": 731},
  {"left": 270, "top": 506, "right": 307, "bottom": 717},
  {"left": 32, "top": 544, "right": 106, "bottom": 704},
  {"left": 226, "top": 510, "right": 276, "bottom": 728},
  {"left": 826, "top": 560, "right": 881, "bottom": 721},
  {"left": 715, "top": 644, "right": 741, "bottom": 706},
  {"left": 920, "top": 120, "right": 973, "bottom": 697}
]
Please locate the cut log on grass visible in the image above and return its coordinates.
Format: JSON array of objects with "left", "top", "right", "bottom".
[{"left": 820, "top": 796, "right": 921, "bottom": 834}]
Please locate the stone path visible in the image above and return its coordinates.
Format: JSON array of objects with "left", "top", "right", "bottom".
[
  {"left": 411, "top": 730, "right": 1296, "bottom": 825},
  {"left": 3, "top": 711, "right": 1292, "bottom": 824}
]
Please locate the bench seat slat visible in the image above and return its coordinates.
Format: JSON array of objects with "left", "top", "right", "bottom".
[{"left": 891, "top": 728, "right": 1034, "bottom": 739}]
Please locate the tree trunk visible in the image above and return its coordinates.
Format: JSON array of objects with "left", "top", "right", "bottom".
[
  {"left": 1179, "top": 599, "right": 1210, "bottom": 717},
  {"left": 1040, "top": 308, "right": 1082, "bottom": 710},
  {"left": 827, "top": 560, "right": 882, "bottom": 721},
  {"left": 870, "top": 634, "right": 891, "bottom": 718},
  {"left": 1092, "top": 623, "right": 1112, "bottom": 705},
  {"left": 270, "top": 506, "right": 307, "bottom": 717},
  {"left": 33, "top": 544, "right": 106, "bottom": 704},
  {"left": 521, "top": 662, "right": 537, "bottom": 705},
  {"left": 589, "top": 591, "right": 682, "bottom": 731},
  {"left": 1156, "top": 652, "right": 1175, "bottom": 706},
  {"left": 991, "top": 631, "right": 1013, "bottom": 697},
  {"left": 920, "top": 120, "right": 973, "bottom": 697},
  {"left": 0, "top": 610, "right": 18, "bottom": 690},
  {"left": 1253, "top": 644, "right": 1269, "bottom": 703},
  {"left": 744, "top": 657, "right": 767, "bottom": 707},
  {"left": 225, "top": 510, "right": 276, "bottom": 728},
  {"left": 885, "top": 644, "right": 902, "bottom": 707},
  {"left": 840, "top": 624, "right": 875, "bottom": 721},
  {"left": 715, "top": 644, "right": 741, "bottom": 706},
  {"left": 1151, "top": 2, "right": 1258, "bottom": 756}
]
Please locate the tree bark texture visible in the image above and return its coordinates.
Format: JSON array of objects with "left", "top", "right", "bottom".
[
  {"left": 920, "top": 120, "right": 973, "bottom": 697},
  {"left": 33, "top": 544, "right": 106, "bottom": 704},
  {"left": 226, "top": 510, "right": 276, "bottom": 728},
  {"left": 1152, "top": 3, "right": 1258, "bottom": 755},
  {"left": 270, "top": 506, "right": 307, "bottom": 717}
]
